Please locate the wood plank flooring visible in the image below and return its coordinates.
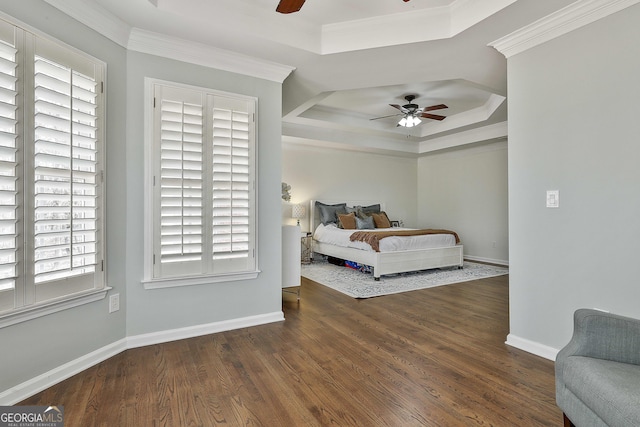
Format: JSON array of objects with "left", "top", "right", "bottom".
[{"left": 20, "top": 273, "right": 562, "bottom": 426}]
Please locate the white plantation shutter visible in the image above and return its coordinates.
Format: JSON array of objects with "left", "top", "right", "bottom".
[
  {"left": 151, "top": 83, "right": 256, "bottom": 281},
  {"left": 29, "top": 38, "right": 103, "bottom": 301},
  {"left": 160, "top": 100, "right": 203, "bottom": 264},
  {"left": 0, "top": 17, "right": 105, "bottom": 319},
  {"left": 33, "top": 56, "right": 99, "bottom": 284},
  {"left": 211, "top": 97, "right": 251, "bottom": 261},
  {"left": 209, "top": 94, "right": 255, "bottom": 275},
  {"left": 154, "top": 86, "right": 204, "bottom": 278},
  {"left": 0, "top": 27, "right": 19, "bottom": 312}
]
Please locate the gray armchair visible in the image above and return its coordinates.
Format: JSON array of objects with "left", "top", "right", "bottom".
[{"left": 556, "top": 309, "right": 640, "bottom": 427}]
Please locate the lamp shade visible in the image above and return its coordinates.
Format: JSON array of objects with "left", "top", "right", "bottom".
[
  {"left": 292, "top": 204, "right": 306, "bottom": 226},
  {"left": 292, "top": 204, "right": 306, "bottom": 219}
]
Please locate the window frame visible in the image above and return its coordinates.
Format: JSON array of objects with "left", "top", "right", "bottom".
[
  {"left": 0, "top": 14, "right": 108, "bottom": 327},
  {"left": 142, "top": 78, "right": 259, "bottom": 290}
]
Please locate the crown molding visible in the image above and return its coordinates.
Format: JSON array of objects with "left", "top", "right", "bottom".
[
  {"left": 43, "top": 0, "right": 294, "bottom": 83},
  {"left": 282, "top": 121, "right": 509, "bottom": 158},
  {"left": 419, "top": 121, "right": 508, "bottom": 154},
  {"left": 450, "top": 0, "right": 518, "bottom": 35},
  {"left": 128, "top": 29, "right": 295, "bottom": 83},
  {"left": 43, "top": 0, "right": 131, "bottom": 47},
  {"left": 419, "top": 139, "right": 508, "bottom": 160},
  {"left": 321, "top": 0, "right": 517, "bottom": 54},
  {"left": 489, "top": 0, "right": 640, "bottom": 58},
  {"left": 415, "top": 93, "right": 505, "bottom": 138}
]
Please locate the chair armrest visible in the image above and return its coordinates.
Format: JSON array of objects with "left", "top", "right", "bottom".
[
  {"left": 557, "top": 309, "right": 640, "bottom": 365},
  {"left": 556, "top": 309, "right": 640, "bottom": 401}
]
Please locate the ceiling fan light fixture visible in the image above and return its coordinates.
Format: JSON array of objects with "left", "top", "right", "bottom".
[
  {"left": 371, "top": 94, "right": 447, "bottom": 127},
  {"left": 399, "top": 114, "right": 421, "bottom": 128}
]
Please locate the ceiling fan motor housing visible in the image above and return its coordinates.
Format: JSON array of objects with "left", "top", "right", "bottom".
[
  {"left": 369, "top": 94, "right": 447, "bottom": 124},
  {"left": 403, "top": 95, "right": 419, "bottom": 112}
]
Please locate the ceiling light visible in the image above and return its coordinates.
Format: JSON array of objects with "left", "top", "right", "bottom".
[{"left": 399, "top": 114, "right": 421, "bottom": 128}]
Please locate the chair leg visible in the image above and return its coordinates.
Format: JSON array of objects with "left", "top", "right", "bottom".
[{"left": 563, "top": 413, "right": 575, "bottom": 427}]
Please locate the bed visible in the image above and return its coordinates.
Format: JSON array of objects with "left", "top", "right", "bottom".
[{"left": 310, "top": 200, "right": 464, "bottom": 280}]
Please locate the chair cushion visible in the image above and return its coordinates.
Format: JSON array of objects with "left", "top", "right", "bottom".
[{"left": 564, "top": 356, "right": 640, "bottom": 426}]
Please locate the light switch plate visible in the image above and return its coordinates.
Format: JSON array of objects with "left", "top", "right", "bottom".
[
  {"left": 546, "top": 190, "right": 559, "bottom": 208},
  {"left": 109, "top": 293, "right": 120, "bottom": 313}
]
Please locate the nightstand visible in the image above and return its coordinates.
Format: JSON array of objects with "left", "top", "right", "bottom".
[
  {"left": 282, "top": 225, "right": 301, "bottom": 299},
  {"left": 301, "top": 232, "right": 312, "bottom": 264}
]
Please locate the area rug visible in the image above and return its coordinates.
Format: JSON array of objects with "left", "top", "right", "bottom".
[{"left": 301, "top": 261, "right": 508, "bottom": 299}]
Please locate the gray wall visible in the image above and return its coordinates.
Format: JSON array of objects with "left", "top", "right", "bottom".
[
  {"left": 282, "top": 143, "right": 419, "bottom": 230},
  {"left": 282, "top": 141, "right": 509, "bottom": 264},
  {"left": 417, "top": 142, "right": 509, "bottom": 264},
  {"left": 0, "top": 0, "right": 127, "bottom": 392},
  {"left": 0, "top": 0, "right": 283, "bottom": 396},
  {"left": 125, "top": 52, "right": 284, "bottom": 336},
  {"left": 508, "top": 5, "right": 640, "bottom": 351}
]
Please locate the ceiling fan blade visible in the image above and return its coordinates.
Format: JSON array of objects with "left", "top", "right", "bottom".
[
  {"left": 370, "top": 113, "right": 403, "bottom": 121},
  {"left": 276, "top": 0, "right": 306, "bottom": 14},
  {"left": 420, "top": 113, "right": 446, "bottom": 121},
  {"left": 422, "top": 104, "right": 448, "bottom": 112},
  {"left": 389, "top": 104, "right": 409, "bottom": 113}
]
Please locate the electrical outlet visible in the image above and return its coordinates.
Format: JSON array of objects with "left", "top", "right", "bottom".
[{"left": 109, "top": 293, "right": 120, "bottom": 313}]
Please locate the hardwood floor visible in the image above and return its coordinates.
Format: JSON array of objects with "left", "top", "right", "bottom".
[{"left": 20, "top": 273, "right": 562, "bottom": 426}]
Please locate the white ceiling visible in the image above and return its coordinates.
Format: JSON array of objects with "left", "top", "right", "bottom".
[{"left": 45, "top": 0, "right": 579, "bottom": 156}]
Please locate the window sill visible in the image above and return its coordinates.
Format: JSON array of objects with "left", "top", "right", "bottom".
[
  {"left": 142, "top": 270, "right": 261, "bottom": 290},
  {"left": 0, "top": 287, "right": 112, "bottom": 329}
]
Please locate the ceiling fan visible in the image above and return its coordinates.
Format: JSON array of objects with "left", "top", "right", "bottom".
[
  {"left": 277, "top": 0, "right": 411, "bottom": 14},
  {"left": 370, "top": 95, "right": 448, "bottom": 127}
]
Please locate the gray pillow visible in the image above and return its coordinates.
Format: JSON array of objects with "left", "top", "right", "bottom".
[
  {"left": 356, "top": 204, "right": 381, "bottom": 217},
  {"left": 316, "top": 202, "right": 347, "bottom": 225},
  {"left": 356, "top": 215, "right": 375, "bottom": 229}
]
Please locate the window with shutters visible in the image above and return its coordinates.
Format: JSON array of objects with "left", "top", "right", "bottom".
[
  {"left": 143, "top": 80, "right": 258, "bottom": 288},
  {"left": 0, "top": 17, "right": 106, "bottom": 323}
]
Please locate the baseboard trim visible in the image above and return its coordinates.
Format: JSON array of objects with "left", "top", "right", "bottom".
[
  {"left": 464, "top": 255, "right": 509, "bottom": 267},
  {"left": 506, "top": 333, "right": 559, "bottom": 361},
  {"left": 127, "top": 311, "right": 285, "bottom": 349},
  {"left": 0, "top": 338, "right": 128, "bottom": 406},
  {"left": 0, "top": 311, "right": 285, "bottom": 405}
]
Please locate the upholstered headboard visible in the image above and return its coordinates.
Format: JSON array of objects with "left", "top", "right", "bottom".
[{"left": 310, "top": 199, "right": 387, "bottom": 234}]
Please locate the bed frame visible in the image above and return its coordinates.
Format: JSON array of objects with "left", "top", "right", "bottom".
[{"left": 310, "top": 200, "right": 464, "bottom": 280}]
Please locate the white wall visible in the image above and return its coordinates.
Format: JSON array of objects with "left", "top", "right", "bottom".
[
  {"left": 417, "top": 142, "right": 509, "bottom": 265},
  {"left": 507, "top": 5, "right": 640, "bottom": 355},
  {"left": 282, "top": 143, "right": 418, "bottom": 231}
]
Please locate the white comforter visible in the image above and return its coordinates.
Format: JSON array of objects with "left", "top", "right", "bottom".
[{"left": 313, "top": 223, "right": 457, "bottom": 252}]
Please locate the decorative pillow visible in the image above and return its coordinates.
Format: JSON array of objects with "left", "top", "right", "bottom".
[
  {"left": 356, "top": 204, "right": 381, "bottom": 218},
  {"left": 372, "top": 212, "right": 391, "bottom": 228},
  {"left": 356, "top": 215, "right": 375, "bottom": 229},
  {"left": 316, "top": 201, "right": 347, "bottom": 225},
  {"left": 338, "top": 212, "right": 356, "bottom": 230}
]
